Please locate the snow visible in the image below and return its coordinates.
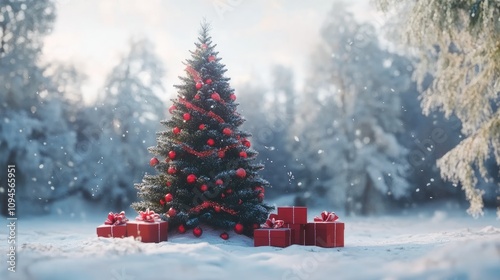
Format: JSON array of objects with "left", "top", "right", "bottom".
[{"left": 2, "top": 207, "right": 499, "bottom": 280}]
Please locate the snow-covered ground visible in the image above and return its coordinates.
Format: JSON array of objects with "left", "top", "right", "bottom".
[{"left": 1, "top": 206, "right": 499, "bottom": 280}]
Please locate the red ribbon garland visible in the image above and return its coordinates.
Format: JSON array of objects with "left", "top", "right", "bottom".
[
  {"left": 313, "top": 211, "right": 339, "bottom": 222},
  {"left": 189, "top": 201, "right": 237, "bottom": 215},
  {"left": 261, "top": 217, "right": 285, "bottom": 229},
  {"left": 180, "top": 143, "right": 239, "bottom": 158},
  {"left": 136, "top": 209, "right": 161, "bottom": 223},
  {"left": 179, "top": 98, "right": 225, "bottom": 124},
  {"left": 185, "top": 65, "right": 202, "bottom": 83},
  {"left": 104, "top": 211, "right": 129, "bottom": 225}
]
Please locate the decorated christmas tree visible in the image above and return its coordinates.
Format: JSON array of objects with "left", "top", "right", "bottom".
[{"left": 132, "top": 24, "right": 273, "bottom": 237}]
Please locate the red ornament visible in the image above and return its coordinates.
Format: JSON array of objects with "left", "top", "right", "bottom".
[
  {"left": 173, "top": 127, "right": 181, "bottom": 135},
  {"left": 239, "top": 151, "right": 247, "bottom": 158},
  {"left": 229, "top": 93, "right": 236, "bottom": 101},
  {"left": 169, "top": 105, "right": 177, "bottom": 114},
  {"left": 168, "top": 151, "right": 176, "bottom": 160},
  {"left": 211, "top": 92, "right": 221, "bottom": 101},
  {"left": 258, "top": 193, "right": 264, "bottom": 202},
  {"left": 160, "top": 199, "right": 165, "bottom": 206},
  {"left": 234, "top": 223, "right": 244, "bottom": 234},
  {"left": 196, "top": 82, "right": 203, "bottom": 90},
  {"left": 222, "top": 128, "right": 232, "bottom": 136},
  {"left": 150, "top": 157, "right": 159, "bottom": 166},
  {"left": 200, "top": 184, "right": 208, "bottom": 192},
  {"left": 201, "top": 44, "right": 207, "bottom": 49},
  {"left": 218, "top": 150, "right": 225, "bottom": 158},
  {"left": 178, "top": 224, "right": 186, "bottom": 234},
  {"left": 215, "top": 179, "right": 223, "bottom": 185},
  {"left": 193, "top": 226, "right": 203, "bottom": 237},
  {"left": 208, "top": 55, "right": 216, "bottom": 62},
  {"left": 238, "top": 199, "right": 243, "bottom": 205},
  {"left": 220, "top": 232, "right": 229, "bottom": 240},
  {"left": 214, "top": 206, "right": 221, "bottom": 212},
  {"left": 167, "top": 207, "right": 177, "bottom": 217},
  {"left": 166, "top": 181, "right": 172, "bottom": 187},
  {"left": 243, "top": 140, "right": 251, "bottom": 147},
  {"left": 194, "top": 94, "right": 200, "bottom": 100},
  {"left": 221, "top": 193, "right": 226, "bottom": 198},
  {"left": 205, "top": 79, "right": 212, "bottom": 85},
  {"left": 207, "top": 138, "right": 215, "bottom": 146},
  {"left": 164, "top": 193, "right": 173, "bottom": 202},
  {"left": 226, "top": 188, "right": 233, "bottom": 195},
  {"left": 235, "top": 168, "right": 246, "bottom": 178},
  {"left": 199, "top": 124, "right": 206, "bottom": 130},
  {"left": 254, "top": 186, "right": 264, "bottom": 193},
  {"left": 187, "top": 174, "right": 197, "bottom": 184},
  {"left": 167, "top": 166, "right": 177, "bottom": 174},
  {"left": 183, "top": 113, "right": 191, "bottom": 121}
]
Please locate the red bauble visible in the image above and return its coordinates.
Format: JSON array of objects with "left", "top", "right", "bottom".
[
  {"left": 168, "top": 151, "right": 176, "bottom": 160},
  {"left": 200, "top": 184, "right": 208, "bottom": 192},
  {"left": 239, "top": 151, "right": 247, "bottom": 158},
  {"left": 258, "top": 193, "right": 264, "bottom": 202},
  {"left": 220, "top": 232, "right": 229, "bottom": 240},
  {"left": 178, "top": 224, "right": 186, "bottom": 234},
  {"left": 226, "top": 188, "right": 233, "bottom": 195},
  {"left": 243, "top": 140, "right": 251, "bottom": 147},
  {"left": 211, "top": 92, "right": 221, "bottom": 101},
  {"left": 164, "top": 193, "right": 173, "bottom": 202},
  {"left": 150, "top": 157, "right": 159, "bottom": 166},
  {"left": 234, "top": 223, "right": 244, "bottom": 235},
  {"left": 167, "top": 166, "right": 177, "bottom": 174},
  {"left": 218, "top": 150, "right": 225, "bottom": 158},
  {"left": 167, "top": 207, "right": 176, "bottom": 217},
  {"left": 208, "top": 55, "right": 216, "bottom": 62},
  {"left": 160, "top": 199, "right": 165, "bottom": 206},
  {"left": 214, "top": 206, "right": 221, "bottom": 212},
  {"left": 254, "top": 186, "right": 264, "bottom": 193},
  {"left": 193, "top": 226, "right": 203, "bottom": 237},
  {"left": 183, "top": 113, "right": 191, "bottom": 121},
  {"left": 194, "top": 94, "right": 200, "bottom": 100},
  {"left": 205, "top": 79, "right": 212, "bottom": 85},
  {"left": 222, "top": 128, "right": 232, "bottom": 136},
  {"left": 235, "top": 168, "right": 246, "bottom": 178},
  {"left": 207, "top": 138, "right": 215, "bottom": 146},
  {"left": 173, "top": 127, "right": 181, "bottom": 135},
  {"left": 196, "top": 82, "right": 203, "bottom": 90},
  {"left": 201, "top": 44, "right": 207, "bottom": 49},
  {"left": 238, "top": 199, "right": 243, "bottom": 205},
  {"left": 169, "top": 105, "right": 177, "bottom": 114},
  {"left": 229, "top": 93, "right": 236, "bottom": 101},
  {"left": 187, "top": 174, "right": 197, "bottom": 184},
  {"left": 215, "top": 179, "right": 223, "bottom": 185},
  {"left": 166, "top": 181, "right": 172, "bottom": 187},
  {"left": 199, "top": 124, "right": 206, "bottom": 130},
  {"left": 221, "top": 193, "right": 226, "bottom": 198}
]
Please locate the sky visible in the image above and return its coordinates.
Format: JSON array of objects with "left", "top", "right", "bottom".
[{"left": 42, "top": 0, "right": 381, "bottom": 104}]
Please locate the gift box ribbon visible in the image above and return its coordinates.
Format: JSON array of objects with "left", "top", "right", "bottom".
[
  {"left": 261, "top": 217, "right": 285, "bottom": 229},
  {"left": 313, "top": 211, "right": 339, "bottom": 222},
  {"left": 104, "top": 211, "right": 128, "bottom": 226},
  {"left": 136, "top": 209, "right": 161, "bottom": 223}
]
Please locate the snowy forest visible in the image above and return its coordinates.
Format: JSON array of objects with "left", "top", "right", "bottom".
[{"left": 0, "top": 0, "right": 499, "bottom": 219}]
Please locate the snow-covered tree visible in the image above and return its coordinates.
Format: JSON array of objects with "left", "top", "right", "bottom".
[
  {"left": 376, "top": 0, "right": 500, "bottom": 217},
  {"left": 292, "top": 2, "right": 412, "bottom": 215}
]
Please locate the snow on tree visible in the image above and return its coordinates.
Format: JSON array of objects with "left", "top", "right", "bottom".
[
  {"left": 132, "top": 24, "right": 273, "bottom": 235},
  {"left": 376, "top": 0, "right": 500, "bottom": 217},
  {"left": 292, "top": 2, "right": 412, "bottom": 215}
]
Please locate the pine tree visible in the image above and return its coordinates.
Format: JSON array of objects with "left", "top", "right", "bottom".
[{"left": 132, "top": 24, "right": 273, "bottom": 236}]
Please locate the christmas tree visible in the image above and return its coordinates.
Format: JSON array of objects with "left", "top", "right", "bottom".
[{"left": 132, "top": 24, "right": 273, "bottom": 237}]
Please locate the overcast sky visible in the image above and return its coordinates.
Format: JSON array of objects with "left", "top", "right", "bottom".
[{"left": 42, "top": 0, "right": 381, "bottom": 104}]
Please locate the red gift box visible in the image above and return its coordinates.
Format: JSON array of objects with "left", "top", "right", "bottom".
[
  {"left": 96, "top": 224, "right": 127, "bottom": 238},
  {"left": 127, "top": 220, "right": 168, "bottom": 243},
  {"left": 284, "top": 223, "right": 306, "bottom": 245},
  {"left": 277, "top": 206, "right": 307, "bottom": 224},
  {"left": 254, "top": 228, "right": 291, "bottom": 248},
  {"left": 305, "top": 222, "right": 344, "bottom": 248}
]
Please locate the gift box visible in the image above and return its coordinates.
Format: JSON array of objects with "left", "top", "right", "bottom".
[
  {"left": 127, "top": 220, "right": 168, "bottom": 243},
  {"left": 284, "top": 223, "right": 306, "bottom": 245},
  {"left": 277, "top": 206, "right": 307, "bottom": 224},
  {"left": 305, "top": 222, "right": 344, "bottom": 248},
  {"left": 254, "top": 228, "right": 291, "bottom": 248},
  {"left": 96, "top": 224, "right": 127, "bottom": 238}
]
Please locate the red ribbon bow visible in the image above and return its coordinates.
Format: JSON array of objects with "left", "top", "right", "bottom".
[
  {"left": 313, "top": 211, "right": 339, "bottom": 222},
  {"left": 261, "top": 217, "right": 285, "bottom": 229},
  {"left": 104, "top": 211, "right": 128, "bottom": 225},
  {"left": 137, "top": 209, "right": 160, "bottom": 223}
]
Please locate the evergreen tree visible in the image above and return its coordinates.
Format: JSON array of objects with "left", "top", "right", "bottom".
[{"left": 132, "top": 24, "right": 273, "bottom": 236}]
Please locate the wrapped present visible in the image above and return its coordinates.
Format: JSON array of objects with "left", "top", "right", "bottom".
[
  {"left": 284, "top": 223, "right": 306, "bottom": 245},
  {"left": 277, "top": 206, "right": 307, "bottom": 225},
  {"left": 126, "top": 209, "right": 168, "bottom": 243},
  {"left": 254, "top": 228, "right": 291, "bottom": 248},
  {"left": 305, "top": 211, "right": 344, "bottom": 248},
  {"left": 96, "top": 211, "right": 129, "bottom": 238}
]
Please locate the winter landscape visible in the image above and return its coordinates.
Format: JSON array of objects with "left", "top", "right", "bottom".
[{"left": 1, "top": 1, "right": 500, "bottom": 279}]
